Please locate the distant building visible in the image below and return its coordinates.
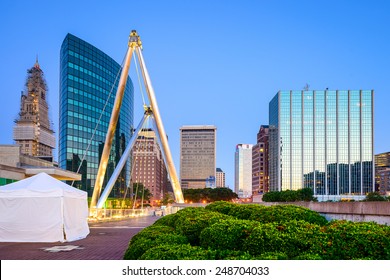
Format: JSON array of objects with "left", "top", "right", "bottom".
[
  {"left": 375, "top": 152, "right": 390, "bottom": 194},
  {"left": 59, "top": 33, "right": 134, "bottom": 196},
  {"left": 180, "top": 125, "right": 216, "bottom": 189},
  {"left": 216, "top": 167, "right": 225, "bottom": 188},
  {"left": 235, "top": 144, "right": 253, "bottom": 198},
  {"left": 378, "top": 168, "right": 390, "bottom": 195},
  {"left": 130, "top": 129, "right": 168, "bottom": 204},
  {"left": 269, "top": 90, "right": 374, "bottom": 200},
  {"left": 13, "top": 59, "right": 55, "bottom": 161},
  {"left": 252, "top": 125, "right": 269, "bottom": 194}
]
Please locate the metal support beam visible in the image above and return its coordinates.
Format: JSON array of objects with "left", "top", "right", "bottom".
[
  {"left": 90, "top": 31, "right": 142, "bottom": 211},
  {"left": 96, "top": 111, "right": 151, "bottom": 209},
  {"left": 89, "top": 30, "right": 184, "bottom": 213},
  {"left": 135, "top": 47, "right": 184, "bottom": 203}
]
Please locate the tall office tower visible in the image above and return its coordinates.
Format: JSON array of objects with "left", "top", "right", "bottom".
[
  {"left": 59, "top": 33, "right": 134, "bottom": 196},
  {"left": 269, "top": 90, "right": 374, "bottom": 200},
  {"left": 252, "top": 125, "right": 269, "bottom": 194},
  {"left": 13, "top": 59, "right": 55, "bottom": 160},
  {"left": 130, "top": 129, "right": 168, "bottom": 203},
  {"left": 216, "top": 167, "right": 225, "bottom": 188},
  {"left": 375, "top": 152, "right": 390, "bottom": 194},
  {"left": 235, "top": 144, "right": 253, "bottom": 198},
  {"left": 180, "top": 125, "right": 216, "bottom": 189}
]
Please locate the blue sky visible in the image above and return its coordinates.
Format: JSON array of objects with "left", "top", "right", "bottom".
[{"left": 0, "top": 0, "right": 389, "bottom": 189}]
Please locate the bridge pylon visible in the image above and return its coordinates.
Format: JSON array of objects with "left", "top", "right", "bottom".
[{"left": 90, "top": 30, "right": 184, "bottom": 216}]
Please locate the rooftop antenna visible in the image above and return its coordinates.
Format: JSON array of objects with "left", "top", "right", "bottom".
[{"left": 303, "top": 83, "right": 310, "bottom": 91}]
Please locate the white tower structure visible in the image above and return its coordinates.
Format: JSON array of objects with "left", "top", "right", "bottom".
[{"left": 90, "top": 31, "right": 184, "bottom": 214}]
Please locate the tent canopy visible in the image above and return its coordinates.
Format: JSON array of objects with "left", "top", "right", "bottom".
[
  {"left": 0, "top": 172, "right": 89, "bottom": 242},
  {"left": 0, "top": 172, "right": 86, "bottom": 198}
]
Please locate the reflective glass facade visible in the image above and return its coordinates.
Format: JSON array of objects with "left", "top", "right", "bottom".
[
  {"left": 269, "top": 90, "right": 374, "bottom": 198},
  {"left": 59, "top": 34, "right": 134, "bottom": 197},
  {"left": 235, "top": 144, "right": 253, "bottom": 198}
]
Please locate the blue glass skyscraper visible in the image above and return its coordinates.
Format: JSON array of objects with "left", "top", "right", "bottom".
[
  {"left": 269, "top": 90, "right": 374, "bottom": 200},
  {"left": 59, "top": 33, "right": 134, "bottom": 197}
]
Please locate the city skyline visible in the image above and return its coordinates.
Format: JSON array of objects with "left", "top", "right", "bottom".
[{"left": 1, "top": 1, "right": 390, "bottom": 190}]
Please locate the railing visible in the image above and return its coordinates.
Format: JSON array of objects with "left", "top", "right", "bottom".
[{"left": 88, "top": 206, "right": 183, "bottom": 222}]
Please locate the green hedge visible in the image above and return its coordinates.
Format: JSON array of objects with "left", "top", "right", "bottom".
[
  {"left": 248, "top": 205, "right": 328, "bottom": 226},
  {"left": 200, "top": 219, "right": 259, "bottom": 251},
  {"left": 124, "top": 233, "right": 188, "bottom": 260},
  {"left": 318, "top": 220, "right": 390, "bottom": 260},
  {"left": 123, "top": 202, "right": 390, "bottom": 260},
  {"left": 262, "top": 188, "right": 317, "bottom": 202},
  {"left": 175, "top": 210, "right": 231, "bottom": 245},
  {"left": 243, "top": 220, "right": 325, "bottom": 258}
]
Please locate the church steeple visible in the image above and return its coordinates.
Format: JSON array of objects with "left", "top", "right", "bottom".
[
  {"left": 34, "top": 55, "right": 40, "bottom": 69},
  {"left": 13, "top": 58, "right": 55, "bottom": 158}
]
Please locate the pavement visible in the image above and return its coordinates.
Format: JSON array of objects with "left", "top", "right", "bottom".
[{"left": 0, "top": 215, "right": 160, "bottom": 260}]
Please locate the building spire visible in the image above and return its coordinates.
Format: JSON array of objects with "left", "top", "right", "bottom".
[{"left": 34, "top": 55, "right": 40, "bottom": 69}]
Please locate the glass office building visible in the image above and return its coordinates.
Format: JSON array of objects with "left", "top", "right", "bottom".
[
  {"left": 59, "top": 33, "right": 134, "bottom": 197},
  {"left": 235, "top": 144, "right": 253, "bottom": 198},
  {"left": 269, "top": 90, "right": 374, "bottom": 199}
]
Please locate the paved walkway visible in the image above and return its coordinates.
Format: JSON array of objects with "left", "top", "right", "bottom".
[{"left": 0, "top": 216, "right": 160, "bottom": 260}]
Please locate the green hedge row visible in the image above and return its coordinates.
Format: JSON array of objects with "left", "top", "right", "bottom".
[
  {"left": 124, "top": 202, "right": 390, "bottom": 260},
  {"left": 262, "top": 188, "right": 317, "bottom": 202}
]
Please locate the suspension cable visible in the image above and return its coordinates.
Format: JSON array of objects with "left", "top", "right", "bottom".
[{"left": 133, "top": 52, "right": 147, "bottom": 107}]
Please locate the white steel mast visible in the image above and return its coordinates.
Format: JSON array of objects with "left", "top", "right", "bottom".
[{"left": 90, "top": 30, "right": 184, "bottom": 214}]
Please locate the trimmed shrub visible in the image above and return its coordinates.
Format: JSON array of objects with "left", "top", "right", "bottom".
[
  {"left": 243, "top": 220, "right": 325, "bottom": 258},
  {"left": 140, "top": 244, "right": 212, "bottom": 260},
  {"left": 152, "top": 212, "right": 179, "bottom": 227},
  {"left": 216, "top": 250, "right": 256, "bottom": 260},
  {"left": 129, "top": 225, "right": 175, "bottom": 245},
  {"left": 249, "top": 205, "right": 328, "bottom": 226},
  {"left": 256, "top": 252, "right": 289, "bottom": 260},
  {"left": 319, "top": 220, "right": 390, "bottom": 260},
  {"left": 293, "top": 253, "right": 323, "bottom": 260},
  {"left": 200, "top": 219, "right": 259, "bottom": 251},
  {"left": 175, "top": 210, "right": 231, "bottom": 245},
  {"left": 262, "top": 188, "right": 316, "bottom": 202},
  {"left": 227, "top": 204, "right": 267, "bottom": 220},
  {"left": 205, "top": 201, "right": 237, "bottom": 215},
  {"left": 364, "top": 192, "right": 387, "bottom": 201},
  {"left": 124, "top": 233, "right": 188, "bottom": 260}
]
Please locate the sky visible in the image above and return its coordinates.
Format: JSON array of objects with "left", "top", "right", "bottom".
[{"left": 0, "top": 0, "right": 389, "bottom": 190}]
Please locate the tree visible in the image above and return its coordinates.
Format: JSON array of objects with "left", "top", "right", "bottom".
[
  {"left": 132, "top": 183, "right": 152, "bottom": 202},
  {"left": 183, "top": 188, "right": 238, "bottom": 203},
  {"left": 162, "top": 193, "right": 175, "bottom": 205}
]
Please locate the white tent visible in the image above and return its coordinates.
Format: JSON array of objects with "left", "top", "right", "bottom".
[{"left": 0, "top": 172, "right": 89, "bottom": 242}]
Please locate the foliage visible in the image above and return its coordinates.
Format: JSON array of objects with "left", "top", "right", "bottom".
[
  {"left": 262, "top": 188, "right": 317, "bottom": 202},
  {"left": 123, "top": 201, "right": 390, "bottom": 260},
  {"left": 243, "top": 220, "right": 325, "bottom": 258},
  {"left": 139, "top": 244, "right": 213, "bottom": 260},
  {"left": 249, "top": 205, "right": 328, "bottom": 226},
  {"left": 204, "top": 200, "right": 237, "bottom": 215},
  {"left": 200, "top": 219, "right": 259, "bottom": 251},
  {"left": 129, "top": 225, "right": 174, "bottom": 245},
  {"left": 152, "top": 212, "right": 179, "bottom": 227},
  {"left": 175, "top": 209, "right": 232, "bottom": 245},
  {"left": 162, "top": 193, "right": 175, "bottom": 205},
  {"left": 364, "top": 192, "right": 388, "bottom": 201},
  {"left": 132, "top": 183, "right": 152, "bottom": 202},
  {"left": 123, "top": 233, "right": 188, "bottom": 260},
  {"left": 227, "top": 204, "right": 267, "bottom": 220},
  {"left": 318, "top": 220, "right": 390, "bottom": 260},
  {"left": 183, "top": 188, "right": 238, "bottom": 203}
]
